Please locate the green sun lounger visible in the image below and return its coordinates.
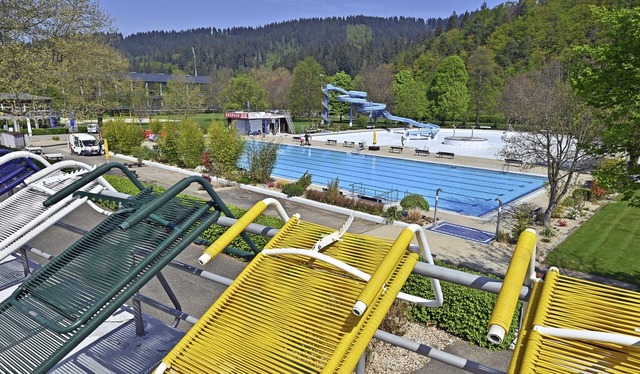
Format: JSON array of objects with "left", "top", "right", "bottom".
[{"left": 0, "top": 170, "right": 258, "bottom": 373}]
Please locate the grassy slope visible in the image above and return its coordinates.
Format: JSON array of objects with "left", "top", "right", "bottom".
[{"left": 544, "top": 197, "right": 640, "bottom": 285}]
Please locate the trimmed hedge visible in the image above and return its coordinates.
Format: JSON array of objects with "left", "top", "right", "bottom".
[
  {"left": 402, "top": 260, "right": 521, "bottom": 350},
  {"left": 21, "top": 127, "right": 70, "bottom": 135}
]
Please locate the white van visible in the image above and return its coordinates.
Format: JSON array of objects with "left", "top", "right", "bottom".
[
  {"left": 69, "top": 133, "right": 101, "bottom": 155},
  {"left": 87, "top": 123, "right": 99, "bottom": 134}
]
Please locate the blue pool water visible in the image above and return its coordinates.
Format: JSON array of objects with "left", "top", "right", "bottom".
[{"left": 242, "top": 143, "right": 547, "bottom": 217}]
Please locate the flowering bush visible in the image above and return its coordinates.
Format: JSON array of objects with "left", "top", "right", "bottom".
[{"left": 557, "top": 219, "right": 567, "bottom": 227}]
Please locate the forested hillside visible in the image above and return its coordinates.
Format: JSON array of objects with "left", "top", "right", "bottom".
[
  {"left": 111, "top": 16, "right": 443, "bottom": 76},
  {"left": 105, "top": 0, "right": 637, "bottom": 126}
]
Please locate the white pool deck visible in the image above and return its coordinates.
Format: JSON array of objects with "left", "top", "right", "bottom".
[{"left": 310, "top": 128, "right": 509, "bottom": 160}]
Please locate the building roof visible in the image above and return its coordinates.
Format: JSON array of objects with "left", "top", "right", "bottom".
[{"left": 127, "top": 72, "right": 211, "bottom": 84}]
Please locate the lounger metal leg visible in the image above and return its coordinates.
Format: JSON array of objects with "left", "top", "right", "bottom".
[
  {"left": 356, "top": 352, "right": 366, "bottom": 374},
  {"left": 155, "top": 271, "right": 183, "bottom": 328},
  {"left": 18, "top": 247, "right": 30, "bottom": 277},
  {"left": 132, "top": 297, "right": 146, "bottom": 337}
]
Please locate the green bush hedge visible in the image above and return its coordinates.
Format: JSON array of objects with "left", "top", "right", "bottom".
[
  {"left": 24, "top": 127, "right": 70, "bottom": 135},
  {"left": 281, "top": 182, "right": 305, "bottom": 197},
  {"left": 403, "top": 261, "right": 521, "bottom": 350},
  {"left": 101, "top": 174, "right": 284, "bottom": 254}
]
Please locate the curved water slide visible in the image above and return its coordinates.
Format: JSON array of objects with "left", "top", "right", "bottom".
[{"left": 323, "top": 84, "right": 439, "bottom": 137}]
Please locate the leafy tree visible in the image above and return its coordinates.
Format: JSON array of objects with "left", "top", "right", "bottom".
[
  {"left": 466, "top": 46, "right": 501, "bottom": 125},
  {"left": 175, "top": 118, "right": 204, "bottom": 168},
  {"left": 209, "top": 67, "right": 234, "bottom": 109},
  {"left": 499, "top": 63, "right": 603, "bottom": 226},
  {"left": 243, "top": 141, "right": 279, "bottom": 183},
  {"left": 394, "top": 77, "right": 428, "bottom": 120},
  {"left": 356, "top": 63, "right": 394, "bottom": 110},
  {"left": 163, "top": 77, "right": 205, "bottom": 115},
  {"left": 149, "top": 119, "right": 163, "bottom": 136},
  {"left": 205, "top": 119, "right": 246, "bottom": 179},
  {"left": 219, "top": 74, "right": 267, "bottom": 111},
  {"left": 428, "top": 55, "right": 470, "bottom": 124},
  {"left": 0, "top": 1, "right": 128, "bottom": 118},
  {"left": 328, "top": 71, "right": 353, "bottom": 122},
  {"left": 572, "top": 6, "right": 640, "bottom": 206},
  {"left": 101, "top": 118, "right": 143, "bottom": 155},
  {"left": 129, "top": 81, "right": 151, "bottom": 124},
  {"left": 287, "top": 56, "right": 325, "bottom": 118},
  {"left": 157, "top": 122, "right": 181, "bottom": 165},
  {"left": 412, "top": 52, "right": 439, "bottom": 86},
  {"left": 251, "top": 67, "right": 292, "bottom": 109}
]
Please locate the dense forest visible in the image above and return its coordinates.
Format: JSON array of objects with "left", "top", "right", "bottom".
[{"left": 111, "top": 15, "right": 443, "bottom": 76}]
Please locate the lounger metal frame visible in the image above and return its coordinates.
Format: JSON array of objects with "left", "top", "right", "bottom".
[{"left": 0, "top": 171, "right": 259, "bottom": 373}]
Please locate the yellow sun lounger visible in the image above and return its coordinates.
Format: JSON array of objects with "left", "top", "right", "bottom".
[
  {"left": 488, "top": 229, "right": 640, "bottom": 373},
  {"left": 157, "top": 198, "right": 443, "bottom": 373}
]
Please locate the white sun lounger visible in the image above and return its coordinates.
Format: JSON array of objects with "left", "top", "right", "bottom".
[{"left": 0, "top": 157, "right": 117, "bottom": 262}]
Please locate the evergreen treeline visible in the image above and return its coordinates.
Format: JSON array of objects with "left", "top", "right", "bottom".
[{"left": 111, "top": 15, "right": 445, "bottom": 76}]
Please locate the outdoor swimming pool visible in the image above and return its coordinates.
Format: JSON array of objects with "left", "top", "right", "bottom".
[{"left": 242, "top": 142, "right": 547, "bottom": 217}]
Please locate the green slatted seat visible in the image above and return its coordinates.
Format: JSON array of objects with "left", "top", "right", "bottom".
[{"left": 0, "top": 174, "right": 256, "bottom": 374}]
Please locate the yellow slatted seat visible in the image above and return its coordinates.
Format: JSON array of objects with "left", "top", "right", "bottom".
[
  {"left": 488, "top": 230, "right": 640, "bottom": 374},
  {"left": 510, "top": 270, "right": 640, "bottom": 373},
  {"left": 156, "top": 199, "right": 438, "bottom": 374}
]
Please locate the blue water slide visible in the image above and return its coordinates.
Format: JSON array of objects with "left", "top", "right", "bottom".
[{"left": 323, "top": 84, "right": 439, "bottom": 137}]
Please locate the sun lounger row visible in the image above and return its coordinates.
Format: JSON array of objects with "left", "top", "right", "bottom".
[{"left": 1, "top": 160, "right": 638, "bottom": 373}]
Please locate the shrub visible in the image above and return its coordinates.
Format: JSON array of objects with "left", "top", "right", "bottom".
[
  {"left": 235, "top": 175, "right": 252, "bottom": 185},
  {"left": 353, "top": 199, "right": 384, "bottom": 215},
  {"left": 404, "top": 261, "right": 520, "bottom": 350},
  {"left": 325, "top": 177, "right": 341, "bottom": 203},
  {"left": 304, "top": 189, "right": 325, "bottom": 201},
  {"left": 52, "top": 135, "right": 60, "bottom": 141},
  {"left": 205, "top": 119, "right": 246, "bottom": 179},
  {"left": 590, "top": 180, "right": 607, "bottom": 201},
  {"left": 572, "top": 188, "right": 592, "bottom": 202},
  {"left": 566, "top": 207, "right": 581, "bottom": 219},
  {"left": 560, "top": 196, "right": 576, "bottom": 207},
  {"left": 403, "top": 209, "right": 423, "bottom": 224},
  {"left": 26, "top": 128, "right": 69, "bottom": 135},
  {"left": 511, "top": 204, "right": 536, "bottom": 238},
  {"left": 551, "top": 205, "right": 565, "bottom": 219},
  {"left": 540, "top": 225, "right": 556, "bottom": 238},
  {"left": 297, "top": 171, "right": 312, "bottom": 189},
  {"left": 243, "top": 141, "right": 279, "bottom": 183},
  {"left": 400, "top": 194, "right": 429, "bottom": 211},
  {"left": 304, "top": 187, "right": 384, "bottom": 215},
  {"left": 382, "top": 206, "right": 403, "bottom": 224},
  {"left": 281, "top": 182, "right": 305, "bottom": 197},
  {"left": 495, "top": 229, "right": 509, "bottom": 243}
]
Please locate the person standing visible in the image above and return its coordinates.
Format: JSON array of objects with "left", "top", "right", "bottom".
[{"left": 304, "top": 132, "right": 310, "bottom": 146}]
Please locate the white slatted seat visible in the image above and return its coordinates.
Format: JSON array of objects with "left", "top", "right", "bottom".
[{"left": 0, "top": 160, "right": 116, "bottom": 262}]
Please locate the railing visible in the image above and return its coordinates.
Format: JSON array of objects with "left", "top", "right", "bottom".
[
  {"left": 284, "top": 111, "right": 295, "bottom": 134},
  {"left": 349, "top": 182, "right": 401, "bottom": 204}
]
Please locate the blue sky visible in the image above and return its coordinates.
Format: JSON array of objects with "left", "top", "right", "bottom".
[{"left": 100, "top": 0, "right": 506, "bottom": 36}]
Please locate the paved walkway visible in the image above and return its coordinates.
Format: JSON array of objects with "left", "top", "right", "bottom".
[{"left": 25, "top": 133, "right": 552, "bottom": 373}]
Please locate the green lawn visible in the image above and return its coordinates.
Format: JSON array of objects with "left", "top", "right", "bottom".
[{"left": 544, "top": 197, "right": 640, "bottom": 285}]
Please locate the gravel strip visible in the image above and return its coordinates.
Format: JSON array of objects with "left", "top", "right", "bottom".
[{"left": 366, "top": 322, "right": 459, "bottom": 373}]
